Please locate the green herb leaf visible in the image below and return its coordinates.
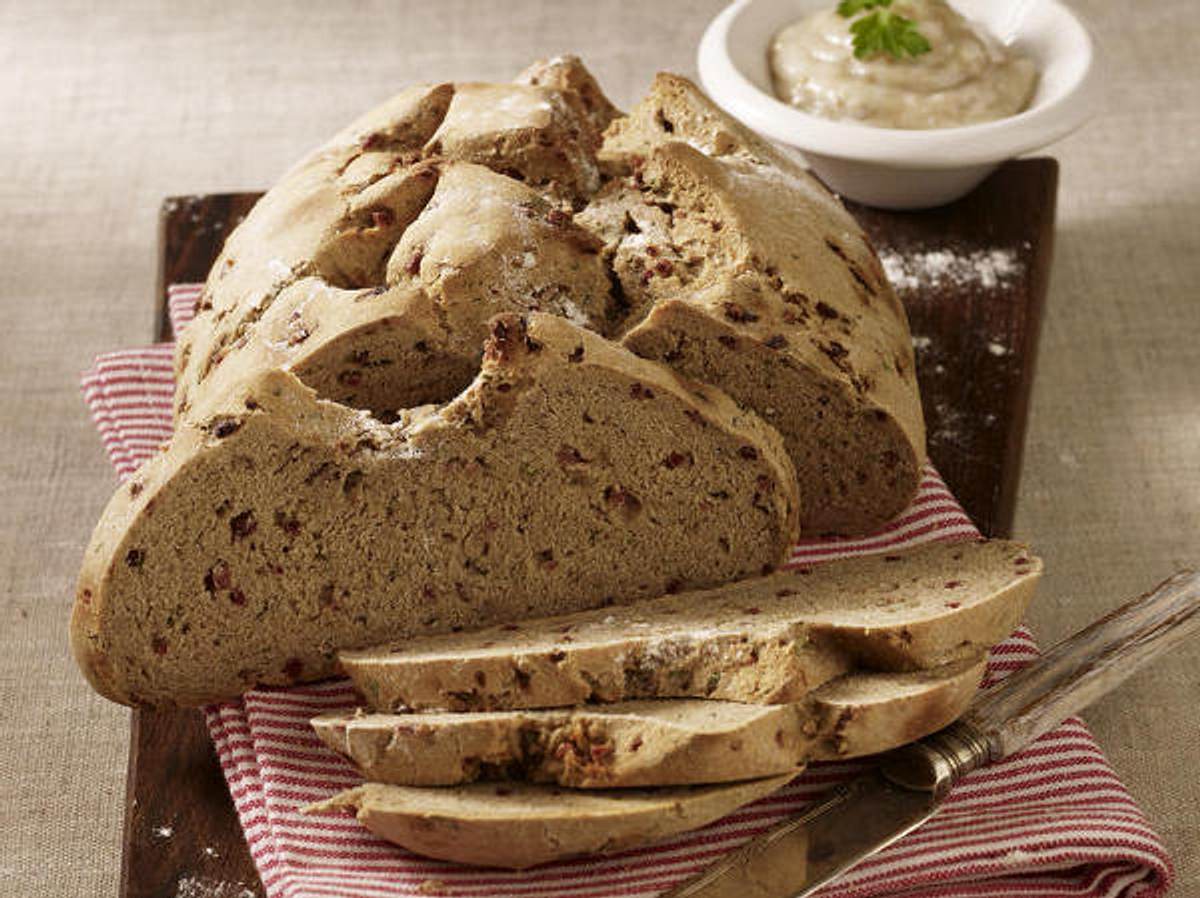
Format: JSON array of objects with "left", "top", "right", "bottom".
[
  {"left": 895, "top": 21, "right": 932, "bottom": 56},
  {"left": 836, "top": 0, "right": 891, "bottom": 17},
  {"left": 847, "top": 8, "right": 932, "bottom": 60}
]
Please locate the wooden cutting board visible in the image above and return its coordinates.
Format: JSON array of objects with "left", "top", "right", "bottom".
[{"left": 120, "top": 158, "right": 1057, "bottom": 898}]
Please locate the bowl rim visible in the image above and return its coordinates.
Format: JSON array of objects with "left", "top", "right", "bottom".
[{"left": 697, "top": 0, "right": 1102, "bottom": 168}]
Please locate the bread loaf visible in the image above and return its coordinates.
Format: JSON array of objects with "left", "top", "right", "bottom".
[
  {"left": 307, "top": 774, "right": 794, "bottom": 869},
  {"left": 339, "top": 539, "right": 1039, "bottom": 712},
  {"left": 73, "top": 314, "right": 797, "bottom": 707},
  {"left": 313, "top": 656, "right": 984, "bottom": 787},
  {"left": 75, "top": 57, "right": 935, "bottom": 708}
]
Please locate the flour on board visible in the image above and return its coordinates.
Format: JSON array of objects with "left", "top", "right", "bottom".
[
  {"left": 174, "top": 876, "right": 257, "bottom": 898},
  {"left": 880, "top": 246, "right": 1024, "bottom": 292}
]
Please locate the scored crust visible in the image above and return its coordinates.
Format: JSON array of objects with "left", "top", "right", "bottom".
[
  {"left": 73, "top": 314, "right": 797, "bottom": 707},
  {"left": 173, "top": 73, "right": 612, "bottom": 427}
]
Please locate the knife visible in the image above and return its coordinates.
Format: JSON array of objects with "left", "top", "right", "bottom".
[{"left": 663, "top": 568, "right": 1200, "bottom": 898}]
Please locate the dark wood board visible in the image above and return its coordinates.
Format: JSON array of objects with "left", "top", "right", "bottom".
[
  {"left": 845, "top": 161, "right": 1056, "bottom": 539},
  {"left": 121, "top": 157, "right": 1056, "bottom": 898}
]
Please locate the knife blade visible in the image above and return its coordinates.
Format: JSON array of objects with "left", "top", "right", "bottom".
[
  {"left": 665, "top": 769, "right": 938, "bottom": 898},
  {"left": 662, "top": 568, "right": 1200, "bottom": 898}
]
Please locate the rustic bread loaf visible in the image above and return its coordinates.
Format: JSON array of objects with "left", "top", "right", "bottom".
[
  {"left": 306, "top": 774, "right": 794, "bottom": 869},
  {"left": 313, "top": 656, "right": 984, "bottom": 787},
  {"left": 581, "top": 75, "right": 925, "bottom": 534},
  {"left": 339, "top": 539, "right": 1039, "bottom": 712},
  {"left": 73, "top": 314, "right": 798, "bottom": 707},
  {"left": 75, "top": 58, "right": 940, "bottom": 709}
]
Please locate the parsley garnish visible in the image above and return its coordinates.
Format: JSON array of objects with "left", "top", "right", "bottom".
[{"left": 836, "top": 0, "right": 932, "bottom": 61}]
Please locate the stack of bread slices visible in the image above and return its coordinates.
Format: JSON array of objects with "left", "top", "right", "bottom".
[
  {"left": 70, "top": 56, "right": 1042, "bottom": 868},
  {"left": 307, "top": 539, "right": 1040, "bottom": 867}
]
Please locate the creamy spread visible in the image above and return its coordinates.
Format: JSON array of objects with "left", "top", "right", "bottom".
[{"left": 769, "top": 0, "right": 1038, "bottom": 130}]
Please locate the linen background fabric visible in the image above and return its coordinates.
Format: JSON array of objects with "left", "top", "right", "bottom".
[{"left": 0, "top": 1, "right": 1197, "bottom": 895}]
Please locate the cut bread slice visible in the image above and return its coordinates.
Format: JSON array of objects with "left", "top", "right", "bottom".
[
  {"left": 306, "top": 774, "right": 794, "bottom": 869},
  {"left": 804, "top": 659, "right": 985, "bottom": 761},
  {"left": 72, "top": 313, "right": 798, "bottom": 707},
  {"left": 313, "top": 656, "right": 984, "bottom": 787},
  {"left": 339, "top": 539, "right": 1039, "bottom": 712}
]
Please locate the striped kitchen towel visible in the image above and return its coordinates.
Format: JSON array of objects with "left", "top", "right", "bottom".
[{"left": 77, "top": 282, "right": 1174, "bottom": 898}]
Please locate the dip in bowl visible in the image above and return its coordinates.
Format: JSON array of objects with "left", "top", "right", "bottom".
[
  {"left": 770, "top": 0, "right": 1038, "bottom": 130},
  {"left": 698, "top": 0, "right": 1099, "bottom": 208}
]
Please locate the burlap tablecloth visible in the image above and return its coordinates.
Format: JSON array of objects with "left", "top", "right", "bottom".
[{"left": 1, "top": 2, "right": 1196, "bottom": 895}]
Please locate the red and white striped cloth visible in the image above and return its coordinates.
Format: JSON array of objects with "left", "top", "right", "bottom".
[{"left": 78, "top": 283, "right": 1174, "bottom": 898}]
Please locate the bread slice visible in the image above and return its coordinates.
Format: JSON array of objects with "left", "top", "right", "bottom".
[
  {"left": 339, "top": 539, "right": 1039, "bottom": 712},
  {"left": 806, "top": 659, "right": 986, "bottom": 760},
  {"left": 313, "top": 656, "right": 984, "bottom": 787},
  {"left": 580, "top": 74, "right": 924, "bottom": 535},
  {"left": 306, "top": 774, "right": 794, "bottom": 869},
  {"left": 72, "top": 313, "right": 798, "bottom": 707}
]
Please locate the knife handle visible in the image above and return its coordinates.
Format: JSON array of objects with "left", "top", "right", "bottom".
[{"left": 963, "top": 568, "right": 1200, "bottom": 761}]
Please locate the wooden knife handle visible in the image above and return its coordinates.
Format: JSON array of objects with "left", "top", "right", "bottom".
[{"left": 963, "top": 569, "right": 1200, "bottom": 761}]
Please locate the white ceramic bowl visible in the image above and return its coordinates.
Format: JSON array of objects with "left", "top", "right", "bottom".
[{"left": 697, "top": 0, "right": 1100, "bottom": 209}]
